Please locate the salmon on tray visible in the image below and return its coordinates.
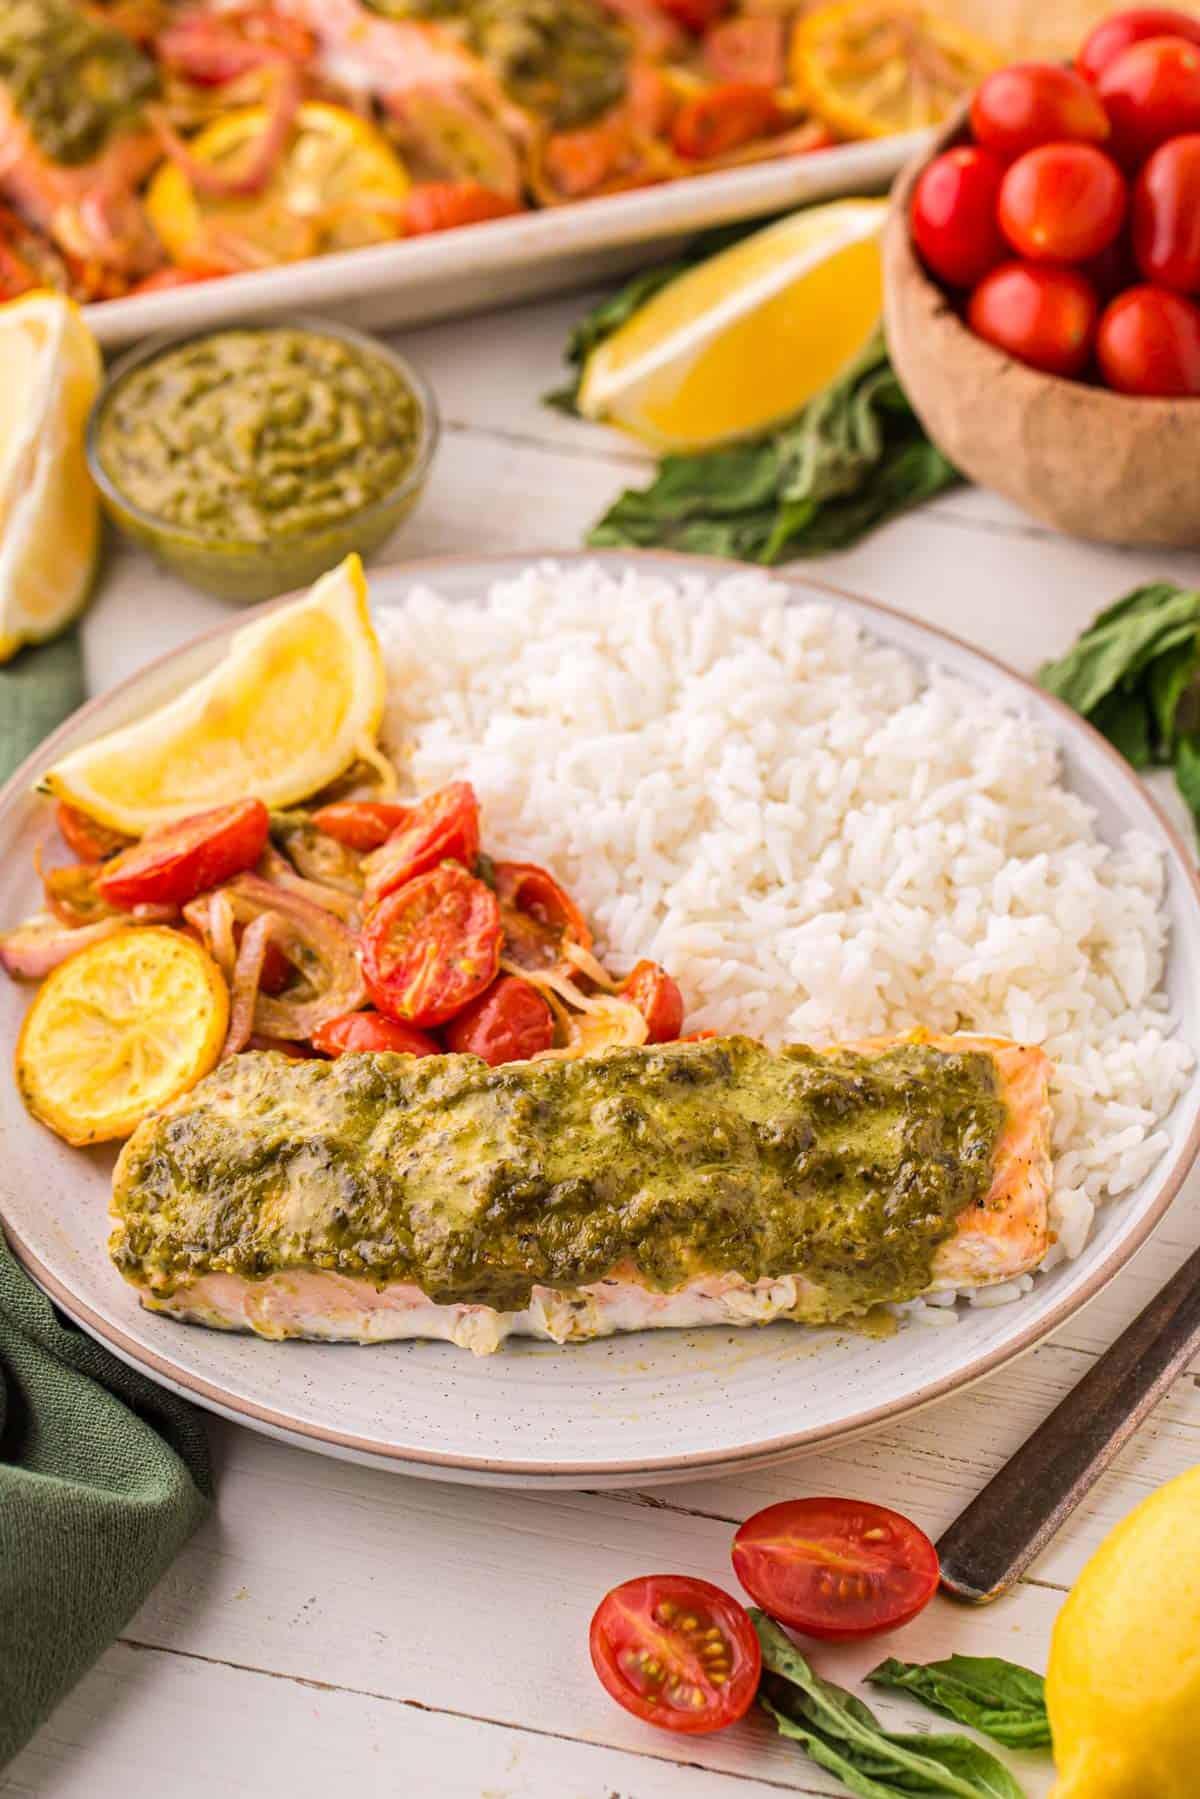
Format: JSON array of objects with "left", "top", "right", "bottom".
[{"left": 109, "top": 1029, "right": 1051, "bottom": 1355}]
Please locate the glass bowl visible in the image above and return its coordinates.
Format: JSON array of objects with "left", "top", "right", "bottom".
[{"left": 86, "top": 316, "right": 439, "bottom": 603}]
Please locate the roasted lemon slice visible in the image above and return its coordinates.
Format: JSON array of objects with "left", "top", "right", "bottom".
[
  {"left": 16, "top": 928, "right": 228, "bottom": 1145},
  {"left": 145, "top": 100, "right": 409, "bottom": 267},
  {"left": 577, "top": 201, "right": 886, "bottom": 450},
  {"left": 792, "top": 1, "right": 1000, "bottom": 139},
  {"left": 43, "top": 556, "right": 386, "bottom": 835},
  {"left": 0, "top": 294, "right": 101, "bottom": 664}
]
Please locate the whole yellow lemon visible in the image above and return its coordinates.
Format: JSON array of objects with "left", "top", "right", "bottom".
[{"left": 1048, "top": 1463, "right": 1200, "bottom": 1797}]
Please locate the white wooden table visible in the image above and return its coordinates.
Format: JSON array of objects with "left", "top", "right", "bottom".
[{"left": 6, "top": 291, "right": 1200, "bottom": 1799}]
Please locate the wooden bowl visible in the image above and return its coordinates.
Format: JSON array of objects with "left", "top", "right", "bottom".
[{"left": 883, "top": 104, "right": 1200, "bottom": 547}]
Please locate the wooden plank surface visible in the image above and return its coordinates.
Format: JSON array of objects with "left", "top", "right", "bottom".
[{"left": 7, "top": 289, "right": 1200, "bottom": 1799}]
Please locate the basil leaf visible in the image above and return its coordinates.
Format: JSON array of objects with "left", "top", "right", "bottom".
[
  {"left": 1037, "top": 587, "right": 1200, "bottom": 718},
  {"left": 867, "top": 1655, "right": 1051, "bottom": 1750},
  {"left": 754, "top": 1614, "right": 1027, "bottom": 1799}
]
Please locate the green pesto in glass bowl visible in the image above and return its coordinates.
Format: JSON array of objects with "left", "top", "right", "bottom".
[{"left": 87, "top": 317, "right": 439, "bottom": 603}]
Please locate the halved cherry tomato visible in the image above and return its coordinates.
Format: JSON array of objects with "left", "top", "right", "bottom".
[
  {"left": 967, "top": 261, "right": 1099, "bottom": 376},
  {"left": 1097, "top": 282, "right": 1200, "bottom": 393},
  {"left": 56, "top": 802, "right": 129, "bottom": 864},
  {"left": 311, "top": 1009, "right": 441, "bottom": 1057},
  {"left": 362, "top": 782, "right": 480, "bottom": 909},
  {"left": 542, "top": 119, "right": 631, "bottom": 197},
  {"left": 442, "top": 974, "right": 554, "bottom": 1064},
  {"left": 129, "top": 265, "right": 226, "bottom": 293},
  {"left": 703, "top": 15, "right": 784, "bottom": 86},
  {"left": 1078, "top": 7, "right": 1200, "bottom": 83},
  {"left": 671, "top": 82, "right": 782, "bottom": 160},
  {"left": 731, "top": 1497, "right": 939, "bottom": 1642},
  {"left": 493, "top": 860, "right": 592, "bottom": 974},
  {"left": 969, "top": 62, "right": 1110, "bottom": 158},
  {"left": 311, "top": 800, "right": 413, "bottom": 853},
  {"left": 589, "top": 1575, "right": 760, "bottom": 1735},
  {"left": 403, "top": 182, "right": 523, "bottom": 236},
  {"left": 1133, "top": 131, "right": 1200, "bottom": 290},
  {"left": 360, "top": 863, "right": 501, "bottom": 1027},
  {"left": 910, "top": 145, "right": 1007, "bottom": 288},
  {"left": 657, "top": 0, "right": 727, "bottom": 33},
  {"left": 1098, "top": 34, "right": 1200, "bottom": 167},
  {"left": 620, "top": 960, "right": 684, "bottom": 1043},
  {"left": 96, "top": 800, "right": 270, "bottom": 910},
  {"left": 997, "top": 143, "right": 1126, "bottom": 264}
]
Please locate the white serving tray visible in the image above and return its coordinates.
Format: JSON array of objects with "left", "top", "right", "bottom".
[{"left": 83, "top": 132, "right": 925, "bottom": 349}]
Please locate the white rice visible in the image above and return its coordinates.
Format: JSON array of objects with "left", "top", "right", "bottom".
[{"left": 376, "top": 561, "right": 1194, "bottom": 1300}]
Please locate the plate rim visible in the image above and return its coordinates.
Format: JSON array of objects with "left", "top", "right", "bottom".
[{"left": 4, "top": 546, "right": 1199, "bottom": 1479}]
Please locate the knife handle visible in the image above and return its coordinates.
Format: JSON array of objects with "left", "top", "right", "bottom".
[{"left": 937, "top": 1239, "right": 1200, "bottom": 1603}]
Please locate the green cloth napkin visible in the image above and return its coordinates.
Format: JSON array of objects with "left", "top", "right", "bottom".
[{"left": 0, "top": 630, "right": 213, "bottom": 1770}]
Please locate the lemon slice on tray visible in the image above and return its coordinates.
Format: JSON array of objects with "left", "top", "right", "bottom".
[
  {"left": 577, "top": 200, "right": 887, "bottom": 451},
  {"left": 792, "top": 1, "right": 1000, "bottom": 140},
  {"left": 145, "top": 100, "right": 410, "bottom": 267},
  {"left": 43, "top": 556, "right": 386, "bottom": 836},
  {"left": 0, "top": 294, "right": 102, "bottom": 664},
  {"left": 16, "top": 928, "right": 228, "bottom": 1145}
]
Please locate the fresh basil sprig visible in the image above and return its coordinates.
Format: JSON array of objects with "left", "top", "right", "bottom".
[
  {"left": 867, "top": 1654, "right": 1051, "bottom": 1750},
  {"left": 1037, "top": 583, "right": 1200, "bottom": 832},
  {"left": 753, "top": 1612, "right": 1027, "bottom": 1799}
]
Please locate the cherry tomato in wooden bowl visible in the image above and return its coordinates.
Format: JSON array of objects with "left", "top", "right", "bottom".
[
  {"left": 1133, "top": 132, "right": 1200, "bottom": 291},
  {"left": 1097, "top": 282, "right": 1200, "bottom": 393},
  {"left": 589, "top": 1575, "right": 761, "bottom": 1734},
  {"left": 997, "top": 142, "right": 1126, "bottom": 264},
  {"left": 620, "top": 959, "right": 685, "bottom": 1043},
  {"left": 360, "top": 862, "right": 501, "bottom": 1027},
  {"left": 1098, "top": 34, "right": 1200, "bottom": 168},
  {"left": 362, "top": 782, "right": 480, "bottom": 909},
  {"left": 967, "top": 261, "right": 1099, "bottom": 376},
  {"left": 909, "top": 145, "right": 1007, "bottom": 288},
  {"left": 731, "top": 1497, "right": 939, "bottom": 1642},
  {"left": 96, "top": 799, "right": 269, "bottom": 910},
  {"left": 311, "top": 1010, "right": 441, "bottom": 1057},
  {"left": 442, "top": 973, "right": 554, "bottom": 1064},
  {"left": 1078, "top": 7, "right": 1200, "bottom": 84},
  {"left": 493, "top": 860, "right": 592, "bottom": 974},
  {"left": 969, "top": 62, "right": 1110, "bottom": 158},
  {"left": 310, "top": 800, "right": 412, "bottom": 853}
]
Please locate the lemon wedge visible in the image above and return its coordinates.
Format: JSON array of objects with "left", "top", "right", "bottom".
[
  {"left": 43, "top": 555, "right": 386, "bottom": 835},
  {"left": 16, "top": 927, "right": 228, "bottom": 1145},
  {"left": 145, "top": 100, "right": 409, "bottom": 268},
  {"left": 576, "top": 201, "right": 887, "bottom": 450},
  {"left": 0, "top": 293, "right": 102, "bottom": 664}
]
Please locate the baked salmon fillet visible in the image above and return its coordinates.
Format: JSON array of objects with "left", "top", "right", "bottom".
[{"left": 109, "top": 1030, "right": 1052, "bottom": 1355}]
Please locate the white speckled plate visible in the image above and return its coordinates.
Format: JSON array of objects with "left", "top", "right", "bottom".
[{"left": 3, "top": 552, "right": 1199, "bottom": 1489}]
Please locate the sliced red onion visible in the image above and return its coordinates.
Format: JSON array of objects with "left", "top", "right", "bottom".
[
  {"left": 148, "top": 62, "right": 301, "bottom": 198},
  {"left": 223, "top": 912, "right": 277, "bottom": 1058},
  {"left": 259, "top": 844, "right": 360, "bottom": 924},
  {"left": 222, "top": 872, "right": 365, "bottom": 1038},
  {"left": 0, "top": 914, "right": 128, "bottom": 980}
]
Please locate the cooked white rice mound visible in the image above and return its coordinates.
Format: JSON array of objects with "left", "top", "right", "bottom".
[{"left": 377, "top": 562, "right": 1194, "bottom": 1290}]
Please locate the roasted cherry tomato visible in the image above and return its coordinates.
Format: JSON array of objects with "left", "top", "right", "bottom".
[
  {"left": 620, "top": 959, "right": 685, "bottom": 1043},
  {"left": 909, "top": 145, "right": 1007, "bottom": 287},
  {"left": 362, "top": 782, "right": 480, "bottom": 909},
  {"left": 493, "top": 860, "right": 592, "bottom": 973},
  {"left": 311, "top": 800, "right": 413, "bottom": 853},
  {"left": 657, "top": 0, "right": 727, "bottom": 32},
  {"left": 1098, "top": 34, "right": 1200, "bottom": 167},
  {"left": 129, "top": 265, "right": 227, "bottom": 293},
  {"left": 731, "top": 1497, "right": 940, "bottom": 1642},
  {"left": 967, "top": 260, "right": 1099, "bottom": 376},
  {"left": 403, "top": 182, "right": 523, "bottom": 235},
  {"left": 703, "top": 15, "right": 784, "bottom": 86},
  {"left": 1078, "top": 7, "right": 1200, "bottom": 83},
  {"left": 1097, "top": 282, "right": 1200, "bottom": 393},
  {"left": 56, "top": 802, "right": 129, "bottom": 864},
  {"left": 589, "top": 1575, "right": 761, "bottom": 1735},
  {"left": 997, "top": 143, "right": 1126, "bottom": 263},
  {"left": 1133, "top": 132, "right": 1200, "bottom": 290},
  {"left": 310, "top": 1009, "right": 441, "bottom": 1057},
  {"left": 360, "top": 862, "right": 501, "bottom": 1027},
  {"left": 96, "top": 800, "right": 269, "bottom": 910},
  {"left": 442, "top": 974, "right": 554, "bottom": 1064},
  {"left": 671, "top": 81, "right": 781, "bottom": 159},
  {"left": 969, "top": 62, "right": 1110, "bottom": 158}
]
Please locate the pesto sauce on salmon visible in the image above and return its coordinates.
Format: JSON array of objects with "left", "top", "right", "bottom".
[{"left": 111, "top": 1038, "right": 1007, "bottom": 1317}]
